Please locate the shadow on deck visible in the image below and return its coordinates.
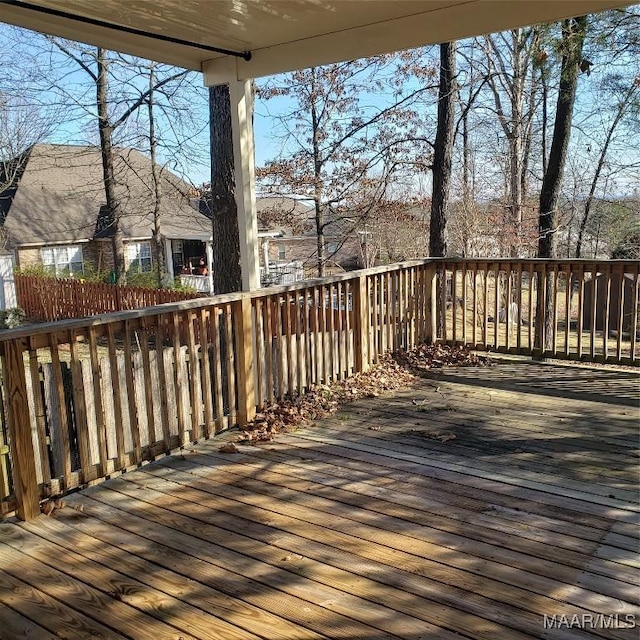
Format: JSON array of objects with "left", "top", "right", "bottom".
[{"left": 0, "top": 361, "right": 638, "bottom": 639}]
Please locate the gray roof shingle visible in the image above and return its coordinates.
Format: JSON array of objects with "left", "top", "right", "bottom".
[{"left": 2, "top": 144, "right": 212, "bottom": 246}]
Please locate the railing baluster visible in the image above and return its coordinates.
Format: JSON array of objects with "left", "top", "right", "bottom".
[
  {"left": 185, "top": 312, "right": 202, "bottom": 442},
  {"left": 440, "top": 264, "right": 447, "bottom": 343},
  {"left": 254, "top": 299, "right": 265, "bottom": 409},
  {"left": 345, "top": 281, "right": 353, "bottom": 374},
  {"left": 452, "top": 265, "right": 458, "bottom": 345},
  {"left": 284, "top": 292, "right": 294, "bottom": 392},
  {"left": 552, "top": 263, "right": 559, "bottom": 357},
  {"left": 69, "top": 333, "right": 92, "bottom": 483},
  {"left": 211, "top": 308, "right": 225, "bottom": 433},
  {"left": 631, "top": 264, "right": 639, "bottom": 364},
  {"left": 493, "top": 263, "right": 500, "bottom": 351},
  {"left": 616, "top": 264, "right": 625, "bottom": 362},
  {"left": 576, "top": 265, "right": 585, "bottom": 359},
  {"left": 198, "top": 309, "right": 214, "bottom": 438},
  {"left": 263, "top": 296, "right": 275, "bottom": 403},
  {"left": 138, "top": 321, "right": 157, "bottom": 449},
  {"left": 385, "top": 271, "right": 392, "bottom": 352},
  {"left": 318, "top": 285, "right": 329, "bottom": 384},
  {"left": 506, "top": 264, "right": 512, "bottom": 352},
  {"left": 564, "top": 265, "right": 571, "bottom": 357},
  {"left": 123, "top": 321, "right": 142, "bottom": 461},
  {"left": 461, "top": 264, "right": 467, "bottom": 346},
  {"left": 313, "top": 286, "right": 322, "bottom": 384},
  {"left": 48, "top": 331, "right": 73, "bottom": 484},
  {"left": 294, "top": 289, "right": 304, "bottom": 393},
  {"left": 471, "top": 267, "right": 477, "bottom": 348},
  {"left": 603, "top": 264, "right": 611, "bottom": 361},
  {"left": 224, "top": 304, "right": 237, "bottom": 424},
  {"left": 27, "top": 339, "right": 50, "bottom": 488},
  {"left": 171, "top": 313, "right": 188, "bottom": 444}
]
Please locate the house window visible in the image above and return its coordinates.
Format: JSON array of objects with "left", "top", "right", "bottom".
[
  {"left": 127, "top": 241, "right": 152, "bottom": 273},
  {"left": 41, "top": 245, "right": 84, "bottom": 277},
  {"left": 278, "top": 243, "right": 286, "bottom": 260}
]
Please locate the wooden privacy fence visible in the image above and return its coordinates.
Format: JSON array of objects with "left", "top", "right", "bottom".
[
  {"left": 15, "top": 274, "right": 200, "bottom": 322},
  {"left": 0, "top": 258, "right": 637, "bottom": 520}
]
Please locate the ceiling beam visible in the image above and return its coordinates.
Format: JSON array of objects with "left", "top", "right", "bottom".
[
  {"left": 0, "top": 1, "right": 206, "bottom": 69},
  {"left": 204, "top": 0, "right": 632, "bottom": 82}
]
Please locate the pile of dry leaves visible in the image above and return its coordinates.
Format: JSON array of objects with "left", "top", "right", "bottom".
[
  {"left": 228, "top": 344, "right": 490, "bottom": 449},
  {"left": 394, "top": 343, "right": 492, "bottom": 371},
  {"left": 234, "top": 354, "right": 414, "bottom": 446}
]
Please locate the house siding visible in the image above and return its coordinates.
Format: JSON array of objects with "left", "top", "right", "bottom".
[
  {"left": 16, "top": 247, "right": 41, "bottom": 270},
  {"left": 263, "top": 235, "right": 362, "bottom": 275},
  {"left": 16, "top": 241, "right": 108, "bottom": 275}
]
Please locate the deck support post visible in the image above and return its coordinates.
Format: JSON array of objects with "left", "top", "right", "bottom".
[
  {"left": 229, "top": 77, "right": 260, "bottom": 292},
  {"left": 3, "top": 338, "right": 40, "bottom": 520},
  {"left": 352, "top": 274, "right": 370, "bottom": 373},
  {"left": 233, "top": 296, "right": 256, "bottom": 426}
]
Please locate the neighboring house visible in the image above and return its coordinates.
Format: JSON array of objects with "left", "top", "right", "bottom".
[
  {"left": 0, "top": 250, "right": 16, "bottom": 310},
  {"left": 257, "top": 197, "right": 362, "bottom": 280},
  {"left": 0, "top": 143, "right": 215, "bottom": 289}
]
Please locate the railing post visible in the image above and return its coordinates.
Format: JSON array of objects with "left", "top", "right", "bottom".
[
  {"left": 3, "top": 338, "right": 40, "bottom": 520},
  {"left": 352, "top": 274, "right": 370, "bottom": 373},
  {"left": 233, "top": 296, "right": 256, "bottom": 426}
]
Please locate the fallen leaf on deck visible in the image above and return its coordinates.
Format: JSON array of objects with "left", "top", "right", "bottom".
[
  {"left": 41, "top": 498, "right": 65, "bottom": 516},
  {"left": 219, "top": 443, "right": 240, "bottom": 454}
]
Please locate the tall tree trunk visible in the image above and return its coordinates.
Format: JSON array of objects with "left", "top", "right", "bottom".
[
  {"left": 148, "top": 64, "right": 166, "bottom": 288},
  {"left": 431, "top": 42, "right": 456, "bottom": 339},
  {"left": 536, "top": 16, "right": 586, "bottom": 352},
  {"left": 508, "top": 32, "right": 524, "bottom": 256},
  {"left": 209, "top": 84, "right": 242, "bottom": 294},
  {"left": 430, "top": 42, "right": 456, "bottom": 258},
  {"left": 96, "top": 47, "right": 125, "bottom": 284},
  {"left": 310, "top": 70, "right": 325, "bottom": 277}
]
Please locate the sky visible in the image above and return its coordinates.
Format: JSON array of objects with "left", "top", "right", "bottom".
[{"left": 1, "top": 12, "right": 639, "bottom": 198}]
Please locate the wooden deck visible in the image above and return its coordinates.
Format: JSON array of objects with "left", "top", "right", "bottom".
[{"left": 1, "top": 360, "right": 638, "bottom": 640}]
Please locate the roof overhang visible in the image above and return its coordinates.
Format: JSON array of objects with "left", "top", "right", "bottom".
[{"left": 0, "top": 1, "right": 635, "bottom": 81}]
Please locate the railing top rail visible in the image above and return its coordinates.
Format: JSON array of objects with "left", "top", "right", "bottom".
[
  {"left": 0, "top": 259, "right": 437, "bottom": 342},
  {"left": 434, "top": 258, "right": 640, "bottom": 266},
  {"left": 2, "top": 257, "right": 638, "bottom": 343}
]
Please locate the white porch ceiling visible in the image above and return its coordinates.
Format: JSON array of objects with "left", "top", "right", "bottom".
[{"left": 0, "top": 0, "right": 635, "bottom": 79}]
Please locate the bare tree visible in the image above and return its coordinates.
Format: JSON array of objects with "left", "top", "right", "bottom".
[
  {"left": 536, "top": 16, "right": 587, "bottom": 351},
  {"left": 257, "top": 55, "right": 437, "bottom": 276},
  {"left": 482, "top": 29, "right": 544, "bottom": 256},
  {"left": 430, "top": 42, "right": 457, "bottom": 258},
  {"left": 18, "top": 37, "right": 190, "bottom": 283}
]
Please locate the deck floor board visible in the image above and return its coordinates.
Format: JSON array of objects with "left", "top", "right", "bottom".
[{"left": 1, "top": 360, "right": 638, "bottom": 639}]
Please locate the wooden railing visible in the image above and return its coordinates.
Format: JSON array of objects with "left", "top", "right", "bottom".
[
  {"left": 15, "top": 274, "right": 200, "bottom": 322},
  {"left": 434, "top": 259, "right": 639, "bottom": 364},
  {"left": 0, "top": 258, "right": 637, "bottom": 520}
]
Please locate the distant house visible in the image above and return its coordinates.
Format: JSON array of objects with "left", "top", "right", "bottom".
[
  {"left": 0, "top": 143, "right": 215, "bottom": 289},
  {"left": 257, "top": 197, "right": 362, "bottom": 280}
]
